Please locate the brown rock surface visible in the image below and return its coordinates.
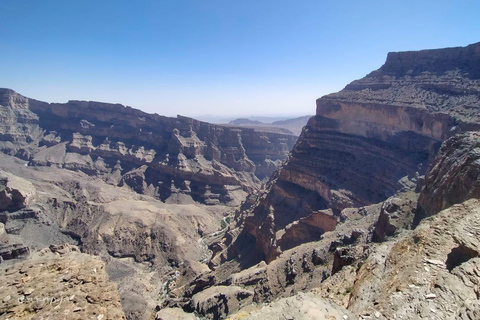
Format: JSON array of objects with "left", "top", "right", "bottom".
[
  {"left": 227, "top": 292, "right": 353, "bottom": 320},
  {"left": 0, "top": 89, "right": 297, "bottom": 206},
  {"left": 0, "top": 171, "right": 36, "bottom": 212},
  {"left": 0, "top": 244, "right": 125, "bottom": 320},
  {"left": 372, "top": 196, "right": 415, "bottom": 242},
  {"left": 0, "top": 89, "right": 44, "bottom": 159},
  {"left": 190, "top": 285, "right": 254, "bottom": 320},
  {"left": 417, "top": 131, "right": 480, "bottom": 221},
  {"left": 175, "top": 42, "right": 480, "bottom": 320},
  {"left": 0, "top": 152, "right": 229, "bottom": 319},
  {"left": 348, "top": 199, "right": 480, "bottom": 320},
  {"left": 0, "top": 85, "right": 295, "bottom": 319},
  {"left": 2, "top": 42, "right": 480, "bottom": 320},
  {"left": 218, "top": 42, "right": 480, "bottom": 270},
  {"left": 156, "top": 307, "right": 199, "bottom": 320}
]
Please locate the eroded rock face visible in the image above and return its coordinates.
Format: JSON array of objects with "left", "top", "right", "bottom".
[
  {"left": 0, "top": 89, "right": 44, "bottom": 159},
  {"left": 0, "top": 153, "right": 232, "bottom": 319},
  {"left": 158, "top": 43, "right": 480, "bottom": 320},
  {"left": 0, "top": 171, "right": 36, "bottom": 212},
  {"left": 349, "top": 199, "right": 480, "bottom": 320},
  {"left": 189, "top": 285, "right": 254, "bottom": 320},
  {"left": 372, "top": 197, "right": 416, "bottom": 242},
  {"left": 156, "top": 307, "right": 199, "bottom": 320},
  {"left": 0, "top": 89, "right": 297, "bottom": 206},
  {"left": 417, "top": 131, "right": 480, "bottom": 222},
  {"left": 2, "top": 42, "right": 480, "bottom": 320},
  {"left": 220, "top": 42, "right": 480, "bottom": 269}
]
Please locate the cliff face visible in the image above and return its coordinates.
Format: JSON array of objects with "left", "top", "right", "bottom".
[
  {"left": 0, "top": 90, "right": 43, "bottom": 158},
  {"left": 3, "top": 42, "right": 480, "bottom": 320},
  {"left": 416, "top": 131, "right": 480, "bottom": 222},
  {"left": 0, "top": 89, "right": 297, "bottom": 206},
  {"left": 222, "top": 42, "right": 480, "bottom": 266}
]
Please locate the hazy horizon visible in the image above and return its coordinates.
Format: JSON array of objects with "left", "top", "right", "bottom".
[{"left": 2, "top": 0, "right": 479, "bottom": 117}]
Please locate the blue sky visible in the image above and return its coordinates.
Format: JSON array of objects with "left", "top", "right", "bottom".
[{"left": 1, "top": 0, "right": 479, "bottom": 117}]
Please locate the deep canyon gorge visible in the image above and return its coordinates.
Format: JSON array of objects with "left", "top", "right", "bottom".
[{"left": 1, "top": 42, "right": 480, "bottom": 320}]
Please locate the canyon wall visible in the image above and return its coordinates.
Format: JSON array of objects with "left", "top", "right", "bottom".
[
  {"left": 0, "top": 89, "right": 297, "bottom": 206},
  {"left": 220, "top": 41, "right": 480, "bottom": 266},
  {"left": 416, "top": 131, "right": 480, "bottom": 222},
  {"left": 0, "top": 89, "right": 297, "bottom": 319}
]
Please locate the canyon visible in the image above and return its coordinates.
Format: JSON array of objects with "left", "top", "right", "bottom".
[
  {"left": 0, "top": 91, "right": 297, "bottom": 319},
  {"left": 164, "top": 41, "right": 480, "bottom": 319},
  {"left": 1, "top": 41, "right": 480, "bottom": 320}
]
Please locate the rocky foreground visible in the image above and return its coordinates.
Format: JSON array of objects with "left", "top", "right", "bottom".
[
  {"left": 1, "top": 42, "right": 480, "bottom": 320},
  {"left": 0, "top": 244, "right": 125, "bottom": 320}
]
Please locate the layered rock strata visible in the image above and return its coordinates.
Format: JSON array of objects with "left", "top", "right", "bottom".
[
  {"left": 416, "top": 131, "right": 480, "bottom": 221},
  {"left": 347, "top": 199, "right": 480, "bottom": 320},
  {"left": 0, "top": 89, "right": 297, "bottom": 206},
  {"left": 0, "top": 89, "right": 297, "bottom": 319},
  {"left": 215, "top": 42, "right": 480, "bottom": 268}
]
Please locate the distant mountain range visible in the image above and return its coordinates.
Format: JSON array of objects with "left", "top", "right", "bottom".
[{"left": 227, "top": 115, "right": 312, "bottom": 136}]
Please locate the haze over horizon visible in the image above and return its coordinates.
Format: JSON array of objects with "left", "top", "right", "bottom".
[{"left": 1, "top": 0, "right": 479, "bottom": 117}]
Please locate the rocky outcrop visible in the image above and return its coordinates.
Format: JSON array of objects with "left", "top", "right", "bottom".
[
  {"left": 416, "top": 131, "right": 480, "bottom": 222},
  {"left": 0, "top": 171, "right": 38, "bottom": 263},
  {"left": 227, "top": 292, "right": 354, "bottom": 320},
  {"left": 2, "top": 42, "right": 480, "bottom": 320},
  {"left": 347, "top": 199, "right": 480, "bottom": 320},
  {"left": 188, "top": 285, "right": 254, "bottom": 320},
  {"left": 156, "top": 308, "right": 199, "bottom": 320},
  {"left": 219, "top": 42, "right": 480, "bottom": 269},
  {"left": 0, "top": 89, "right": 297, "bottom": 206},
  {"left": 153, "top": 42, "right": 480, "bottom": 320},
  {"left": 0, "top": 152, "right": 236, "bottom": 319},
  {"left": 157, "top": 42, "right": 480, "bottom": 320},
  {"left": 0, "top": 92, "right": 296, "bottom": 318},
  {"left": 0, "top": 243, "right": 30, "bottom": 262},
  {"left": 0, "top": 244, "right": 126, "bottom": 320},
  {"left": 0, "top": 171, "right": 36, "bottom": 212},
  {"left": 164, "top": 199, "right": 381, "bottom": 314},
  {"left": 372, "top": 196, "right": 416, "bottom": 242}
]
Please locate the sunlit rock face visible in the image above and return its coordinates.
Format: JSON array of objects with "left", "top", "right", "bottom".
[
  {"left": 0, "top": 89, "right": 297, "bottom": 206},
  {"left": 223, "top": 42, "right": 480, "bottom": 267}
]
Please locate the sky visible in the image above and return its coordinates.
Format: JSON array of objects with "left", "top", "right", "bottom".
[{"left": 1, "top": 0, "right": 480, "bottom": 117}]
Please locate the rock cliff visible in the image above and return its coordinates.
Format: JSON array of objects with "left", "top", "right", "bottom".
[
  {"left": 0, "top": 152, "right": 232, "bottom": 319},
  {"left": 0, "top": 89, "right": 297, "bottom": 206},
  {"left": 152, "top": 42, "right": 480, "bottom": 320},
  {"left": 416, "top": 131, "right": 480, "bottom": 222},
  {"left": 217, "top": 41, "right": 480, "bottom": 267}
]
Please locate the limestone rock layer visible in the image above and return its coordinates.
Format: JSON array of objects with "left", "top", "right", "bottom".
[
  {"left": 223, "top": 41, "right": 480, "bottom": 267},
  {"left": 0, "top": 89, "right": 297, "bottom": 206}
]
